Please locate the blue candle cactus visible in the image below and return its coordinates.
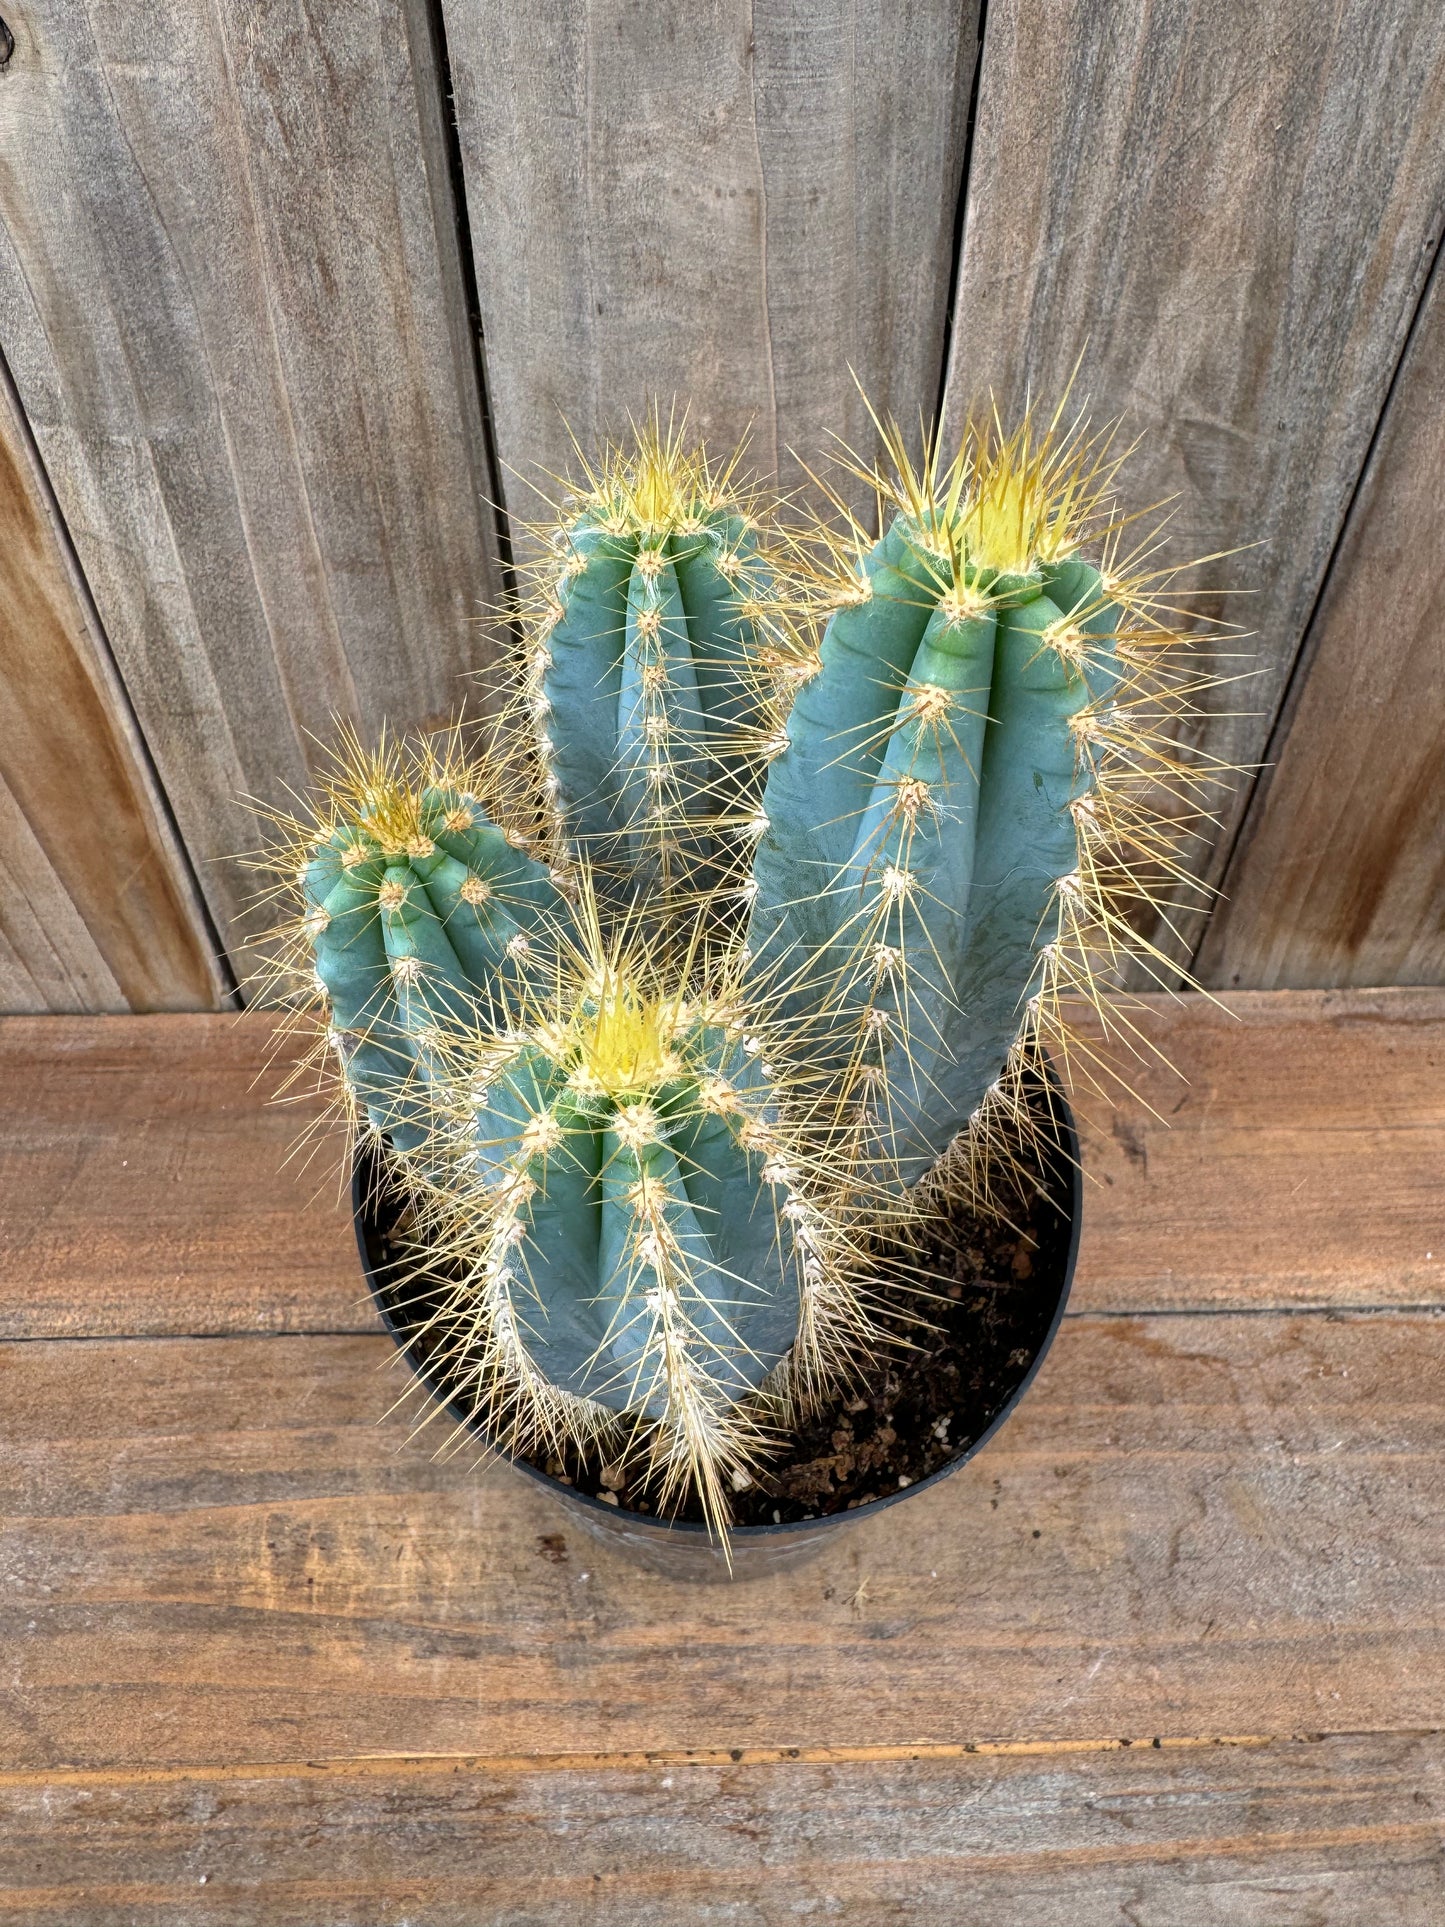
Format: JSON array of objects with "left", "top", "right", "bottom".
[
  {"left": 264, "top": 410, "right": 1209, "bottom": 1530},
  {"left": 749, "top": 410, "right": 1151, "bottom": 1193},
  {"left": 508, "top": 419, "right": 800, "bottom": 912}
]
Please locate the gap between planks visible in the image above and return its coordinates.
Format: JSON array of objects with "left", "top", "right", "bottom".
[
  {"left": 0, "top": 1729, "right": 1356, "bottom": 1789},
  {"left": 3, "top": 1304, "right": 1442, "bottom": 1350}
]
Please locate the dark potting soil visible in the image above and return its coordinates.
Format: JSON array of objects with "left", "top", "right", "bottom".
[{"left": 360, "top": 1122, "right": 1073, "bottom": 1529}]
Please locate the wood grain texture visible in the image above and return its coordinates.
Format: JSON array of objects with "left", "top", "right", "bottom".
[
  {"left": 443, "top": 0, "right": 977, "bottom": 537},
  {"left": 0, "top": 1016, "right": 359, "bottom": 1340},
  {"left": 1072, "top": 988, "right": 1445, "bottom": 1313},
  {"left": 1198, "top": 255, "right": 1445, "bottom": 989},
  {"left": 1, "top": 1310, "right": 1441, "bottom": 1768},
  {"left": 0, "top": 1000, "right": 1439, "bottom": 1915},
  {"left": 942, "top": 0, "right": 1445, "bottom": 966},
  {"left": 0, "top": 1732, "right": 1439, "bottom": 1925},
  {"left": 0, "top": 361, "right": 218, "bottom": 1013},
  {"left": 0, "top": 0, "right": 502, "bottom": 958},
  {"left": 2, "top": 992, "right": 1438, "bottom": 1340}
]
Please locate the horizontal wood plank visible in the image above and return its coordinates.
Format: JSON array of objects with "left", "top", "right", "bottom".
[
  {"left": 1072, "top": 988, "right": 1445, "bottom": 1312},
  {"left": 0, "top": 1730, "right": 1439, "bottom": 1925},
  {"left": 943, "top": 0, "right": 1445, "bottom": 971},
  {"left": 1198, "top": 250, "right": 1445, "bottom": 989},
  {"left": 1, "top": 991, "right": 1439, "bottom": 1339},
  {"left": 0, "top": 1016, "right": 359, "bottom": 1338},
  {"left": 0, "top": 1310, "right": 1440, "bottom": 1768}
]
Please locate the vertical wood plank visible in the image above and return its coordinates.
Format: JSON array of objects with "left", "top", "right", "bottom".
[
  {"left": 941, "top": 0, "right": 1445, "bottom": 967},
  {"left": 1198, "top": 256, "right": 1445, "bottom": 989},
  {"left": 0, "top": 0, "right": 503, "bottom": 958},
  {"left": 442, "top": 0, "right": 978, "bottom": 534},
  {"left": 0, "top": 360, "right": 218, "bottom": 1012}
]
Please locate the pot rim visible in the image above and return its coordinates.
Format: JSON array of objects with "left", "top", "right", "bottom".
[{"left": 352, "top": 1072, "right": 1082, "bottom": 1542}]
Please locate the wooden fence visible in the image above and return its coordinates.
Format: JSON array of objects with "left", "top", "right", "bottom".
[{"left": 1, "top": 0, "right": 1441, "bottom": 1011}]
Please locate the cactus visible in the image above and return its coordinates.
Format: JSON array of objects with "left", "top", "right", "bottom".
[
  {"left": 266, "top": 732, "right": 557, "bottom": 1153},
  {"left": 411, "top": 885, "right": 879, "bottom": 1526},
  {"left": 748, "top": 406, "right": 1213, "bottom": 1196},
  {"left": 262, "top": 403, "right": 1217, "bottom": 1533},
  {"left": 509, "top": 418, "right": 802, "bottom": 913},
  {"left": 266, "top": 743, "right": 882, "bottom": 1532}
]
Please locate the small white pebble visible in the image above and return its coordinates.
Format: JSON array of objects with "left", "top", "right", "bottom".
[
  {"left": 930, "top": 1570, "right": 937, "bottom": 1579},
  {"left": 579, "top": 1572, "right": 589, "bottom": 1581},
  {"left": 772, "top": 1509, "right": 782, "bottom": 1524},
  {"left": 898, "top": 1475, "right": 912, "bottom": 1488},
  {"left": 198, "top": 1876, "right": 208, "bottom": 1886},
  {"left": 661, "top": 1776, "right": 673, "bottom": 1789}
]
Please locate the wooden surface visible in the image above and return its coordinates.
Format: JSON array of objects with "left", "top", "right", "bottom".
[
  {"left": 4, "top": 1310, "right": 1443, "bottom": 1764},
  {"left": 0, "top": 1733, "right": 1439, "bottom": 1925},
  {"left": 0, "top": 994, "right": 1441, "bottom": 1918},
  {"left": 0, "top": 0, "right": 503, "bottom": 957},
  {"left": 444, "top": 0, "right": 977, "bottom": 532},
  {"left": 2, "top": 990, "right": 1437, "bottom": 1340},
  {"left": 942, "top": 0, "right": 1445, "bottom": 972},
  {"left": 0, "top": 357, "right": 218, "bottom": 1012},
  {"left": 1200, "top": 251, "right": 1445, "bottom": 989}
]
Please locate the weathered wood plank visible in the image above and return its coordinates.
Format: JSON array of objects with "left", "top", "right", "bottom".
[
  {"left": 1072, "top": 988, "right": 1445, "bottom": 1313},
  {"left": 0, "top": 1311, "right": 1440, "bottom": 1767},
  {"left": 0, "top": 1, "right": 502, "bottom": 957},
  {"left": 2, "top": 993, "right": 1438, "bottom": 1340},
  {"left": 444, "top": 0, "right": 977, "bottom": 533},
  {"left": 1198, "top": 255, "right": 1445, "bottom": 989},
  {"left": 0, "top": 1016, "right": 357, "bottom": 1338},
  {"left": 0, "top": 360, "right": 218, "bottom": 1013},
  {"left": 941, "top": 0, "right": 1445, "bottom": 966},
  {"left": 0, "top": 1731, "right": 1439, "bottom": 1925}
]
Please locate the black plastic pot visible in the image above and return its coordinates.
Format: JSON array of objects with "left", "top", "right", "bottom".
[{"left": 353, "top": 1080, "right": 1081, "bottom": 1583}]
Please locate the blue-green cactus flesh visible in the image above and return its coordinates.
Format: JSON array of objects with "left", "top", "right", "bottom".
[
  {"left": 518, "top": 429, "right": 786, "bottom": 903},
  {"left": 749, "top": 453, "right": 1124, "bottom": 1184},
  {"left": 420, "top": 941, "right": 867, "bottom": 1525},
  {"left": 301, "top": 776, "right": 554, "bottom": 1149}
]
